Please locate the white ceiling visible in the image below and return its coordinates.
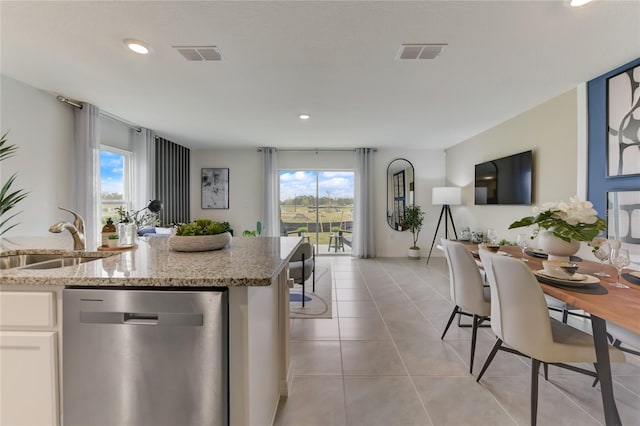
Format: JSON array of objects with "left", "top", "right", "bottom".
[{"left": 1, "top": 1, "right": 639, "bottom": 150}]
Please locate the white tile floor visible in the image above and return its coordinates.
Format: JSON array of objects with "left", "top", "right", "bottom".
[{"left": 275, "top": 257, "right": 640, "bottom": 426}]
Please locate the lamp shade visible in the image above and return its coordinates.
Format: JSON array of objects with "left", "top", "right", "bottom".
[{"left": 432, "top": 187, "right": 462, "bottom": 206}]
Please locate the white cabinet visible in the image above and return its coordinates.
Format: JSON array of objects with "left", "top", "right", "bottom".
[
  {"left": 0, "top": 331, "right": 58, "bottom": 426},
  {"left": 0, "top": 289, "right": 61, "bottom": 426}
]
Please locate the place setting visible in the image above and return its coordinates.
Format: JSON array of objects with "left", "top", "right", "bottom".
[{"left": 534, "top": 260, "right": 608, "bottom": 294}]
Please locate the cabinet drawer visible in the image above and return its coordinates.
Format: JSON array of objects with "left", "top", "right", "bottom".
[{"left": 0, "top": 291, "right": 56, "bottom": 328}]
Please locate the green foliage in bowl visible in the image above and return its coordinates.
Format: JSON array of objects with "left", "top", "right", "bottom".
[
  {"left": 108, "top": 234, "right": 119, "bottom": 240},
  {"left": 176, "top": 219, "right": 231, "bottom": 236}
]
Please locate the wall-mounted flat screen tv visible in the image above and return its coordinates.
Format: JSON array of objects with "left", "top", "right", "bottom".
[{"left": 475, "top": 150, "right": 532, "bottom": 205}]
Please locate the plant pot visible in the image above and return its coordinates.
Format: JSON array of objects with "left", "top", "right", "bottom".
[
  {"left": 107, "top": 239, "right": 120, "bottom": 248},
  {"left": 168, "top": 232, "right": 232, "bottom": 252},
  {"left": 408, "top": 247, "right": 421, "bottom": 259},
  {"left": 538, "top": 230, "right": 580, "bottom": 262}
]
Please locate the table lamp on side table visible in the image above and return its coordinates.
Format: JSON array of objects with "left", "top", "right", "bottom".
[{"left": 426, "top": 186, "right": 462, "bottom": 264}]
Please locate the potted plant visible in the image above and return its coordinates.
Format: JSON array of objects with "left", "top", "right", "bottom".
[
  {"left": 0, "top": 132, "right": 29, "bottom": 236},
  {"left": 107, "top": 234, "right": 120, "bottom": 248},
  {"left": 510, "top": 195, "right": 606, "bottom": 261},
  {"left": 330, "top": 226, "right": 340, "bottom": 235},
  {"left": 402, "top": 205, "right": 425, "bottom": 259},
  {"left": 297, "top": 226, "right": 308, "bottom": 237},
  {"left": 169, "top": 219, "right": 232, "bottom": 252}
]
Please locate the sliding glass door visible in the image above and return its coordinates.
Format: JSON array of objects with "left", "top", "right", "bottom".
[{"left": 280, "top": 170, "right": 354, "bottom": 255}]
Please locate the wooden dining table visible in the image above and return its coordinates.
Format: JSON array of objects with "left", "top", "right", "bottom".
[{"left": 470, "top": 244, "right": 640, "bottom": 426}]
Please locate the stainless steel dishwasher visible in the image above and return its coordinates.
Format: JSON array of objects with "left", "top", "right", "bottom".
[{"left": 63, "top": 288, "right": 228, "bottom": 426}]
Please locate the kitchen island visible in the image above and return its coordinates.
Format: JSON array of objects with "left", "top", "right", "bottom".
[{"left": 0, "top": 236, "right": 301, "bottom": 426}]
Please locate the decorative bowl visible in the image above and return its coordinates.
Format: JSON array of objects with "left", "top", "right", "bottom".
[{"left": 168, "top": 232, "right": 232, "bottom": 252}]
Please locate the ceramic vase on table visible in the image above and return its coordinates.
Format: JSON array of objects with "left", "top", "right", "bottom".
[
  {"left": 408, "top": 247, "right": 420, "bottom": 260},
  {"left": 538, "top": 230, "right": 580, "bottom": 261}
]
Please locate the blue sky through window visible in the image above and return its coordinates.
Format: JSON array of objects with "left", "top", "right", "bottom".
[
  {"left": 100, "top": 150, "right": 124, "bottom": 195},
  {"left": 279, "top": 171, "right": 354, "bottom": 201}
]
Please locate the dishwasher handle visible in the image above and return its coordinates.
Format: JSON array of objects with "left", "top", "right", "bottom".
[
  {"left": 124, "top": 312, "right": 159, "bottom": 325},
  {"left": 79, "top": 311, "right": 204, "bottom": 326}
]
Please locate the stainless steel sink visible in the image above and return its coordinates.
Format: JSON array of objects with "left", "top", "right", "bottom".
[
  {"left": 21, "top": 256, "right": 105, "bottom": 270},
  {"left": 0, "top": 252, "right": 115, "bottom": 270}
]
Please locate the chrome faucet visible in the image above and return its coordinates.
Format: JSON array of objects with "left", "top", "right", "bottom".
[{"left": 49, "top": 207, "right": 86, "bottom": 251}]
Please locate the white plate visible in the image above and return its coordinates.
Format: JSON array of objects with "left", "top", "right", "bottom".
[
  {"left": 535, "top": 270, "right": 599, "bottom": 287},
  {"left": 538, "top": 270, "right": 586, "bottom": 281}
]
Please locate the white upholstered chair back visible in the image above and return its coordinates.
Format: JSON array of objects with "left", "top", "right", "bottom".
[
  {"left": 441, "top": 239, "right": 490, "bottom": 316},
  {"left": 489, "top": 255, "right": 555, "bottom": 360}
]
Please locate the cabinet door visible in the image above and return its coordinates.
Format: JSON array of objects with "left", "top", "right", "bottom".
[{"left": 0, "top": 331, "right": 58, "bottom": 426}]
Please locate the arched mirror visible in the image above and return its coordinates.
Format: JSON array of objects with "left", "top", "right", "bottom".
[{"left": 387, "top": 158, "right": 415, "bottom": 231}]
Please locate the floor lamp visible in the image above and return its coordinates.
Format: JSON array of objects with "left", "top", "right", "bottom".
[{"left": 426, "top": 186, "right": 462, "bottom": 265}]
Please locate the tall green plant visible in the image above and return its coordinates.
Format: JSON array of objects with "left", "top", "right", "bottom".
[
  {"left": 0, "top": 132, "right": 29, "bottom": 235},
  {"left": 402, "top": 205, "right": 425, "bottom": 249}
]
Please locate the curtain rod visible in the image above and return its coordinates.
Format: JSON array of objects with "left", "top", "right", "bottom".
[
  {"left": 56, "top": 94, "right": 142, "bottom": 133},
  {"left": 256, "top": 148, "right": 377, "bottom": 152}
]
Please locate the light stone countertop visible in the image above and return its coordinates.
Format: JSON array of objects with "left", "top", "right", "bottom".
[{"left": 0, "top": 236, "right": 302, "bottom": 287}]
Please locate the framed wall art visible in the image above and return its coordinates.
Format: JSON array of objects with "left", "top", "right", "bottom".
[
  {"left": 606, "top": 63, "right": 640, "bottom": 177},
  {"left": 607, "top": 190, "right": 640, "bottom": 267},
  {"left": 201, "top": 168, "right": 229, "bottom": 209}
]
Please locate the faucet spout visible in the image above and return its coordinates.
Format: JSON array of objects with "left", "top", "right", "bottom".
[{"left": 49, "top": 207, "right": 86, "bottom": 250}]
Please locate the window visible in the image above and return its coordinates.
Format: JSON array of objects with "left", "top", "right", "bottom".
[
  {"left": 100, "top": 147, "right": 132, "bottom": 225},
  {"left": 280, "top": 170, "right": 354, "bottom": 255}
]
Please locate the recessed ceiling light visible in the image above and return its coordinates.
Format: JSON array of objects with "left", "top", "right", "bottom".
[
  {"left": 299, "top": 114, "right": 311, "bottom": 120},
  {"left": 124, "top": 38, "right": 151, "bottom": 55},
  {"left": 570, "top": 0, "right": 592, "bottom": 6}
]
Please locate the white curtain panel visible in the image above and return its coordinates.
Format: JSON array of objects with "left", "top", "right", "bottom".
[
  {"left": 353, "top": 148, "right": 376, "bottom": 258},
  {"left": 261, "top": 147, "right": 279, "bottom": 236},
  {"left": 73, "top": 103, "right": 101, "bottom": 250},
  {"left": 131, "top": 128, "right": 156, "bottom": 211}
]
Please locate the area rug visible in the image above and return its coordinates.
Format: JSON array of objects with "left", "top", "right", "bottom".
[{"left": 290, "top": 262, "right": 332, "bottom": 319}]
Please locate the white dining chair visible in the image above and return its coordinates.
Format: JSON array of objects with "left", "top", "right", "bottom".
[
  {"left": 441, "top": 239, "right": 491, "bottom": 374},
  {"left": 476, "top": 253, "right": 625, "bottom": 426}
]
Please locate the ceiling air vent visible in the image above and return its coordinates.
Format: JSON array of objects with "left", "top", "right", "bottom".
[
  {"left": 397, "top": 44, "right": 447, "bottom": 60},
  {"left": 173, "top": 46, "right": 223, "bottom": 61}
]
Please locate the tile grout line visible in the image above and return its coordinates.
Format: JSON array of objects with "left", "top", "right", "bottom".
[{"left": 360, "top": 258, "right": 436, "bottom": 426}]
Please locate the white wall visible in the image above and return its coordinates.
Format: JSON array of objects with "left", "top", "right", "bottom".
[
  {"left": 375, "top": 149, "right": 446, "bottom": 257},
  {"left": 445, "top": 89, "right": 579, "bottom": 245},
  {"left": 190, "top": 149, "right": 263, "bottom": 235},
  {"left": 0, "top": 75, "right": 582, "bottom": 258},
  {"left": 191, "top": 148, "right": 446, "bottom": 257},
  {"left": 0, "top": 75, "right": 75, "bottom": 246}
]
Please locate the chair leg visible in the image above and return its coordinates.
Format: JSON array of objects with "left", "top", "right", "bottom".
[
  {"left": 441, "top": 306, "right": 460, "bottom": 340},
  {"left": 562, "top": 309, "right": 569, "bottom": 324},
  {"left": 477, "top": 338, "right": 502, "bottom": 382},
  {"left": 302, "top": 253, "right": 306, "bottom": 308},
  {"left": 470, "top": 314, "right": 480, "bottom": 374},
  {"left": 543, "top": 363, "right": 548, "bottom": 381},
  {"left": 531, "top": 358, "right": 541, "bottom": 426},
  {"left": 592, "top": 363, "right": 599, "bottom": 387}
]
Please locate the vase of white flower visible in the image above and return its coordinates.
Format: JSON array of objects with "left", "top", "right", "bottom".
[
  {"left": 537, "top": 230, "right": 581, "bottom": 261},
  {"left": 510, "top": 196, "right": 606, "bottom": 262}
]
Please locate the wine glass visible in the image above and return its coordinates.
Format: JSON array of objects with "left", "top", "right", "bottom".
[
  {"left": 486, "top": 228, "right": 498, "bottom": 244},
  {"left": 517, "top": 233, "right": 530, "bottom": 261},
  {"left": 593, "top": 242, "right": 611, "bottom": 277},
  {"left": 609, "top": 248, "right": 630, "bottom": 288}
]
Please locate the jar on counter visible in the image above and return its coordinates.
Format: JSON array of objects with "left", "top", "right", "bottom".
[
  {"left": 101, "top": 218, "right": 117, "bottom": 247},
  {"left": 117, "top": 219, "right": 137, "bottom": 246}
]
